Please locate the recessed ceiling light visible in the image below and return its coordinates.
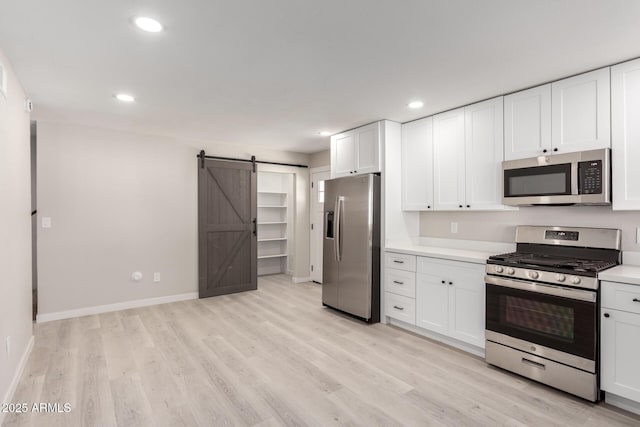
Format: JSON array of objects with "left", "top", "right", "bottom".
[
  {"left": 115, "top": 93, "right": 135, "bottom": 103},
  {"left": 408, "top": 101, "right": 424, "bottom": 109},
  {"left": 318, "top": 131, "right": 331, "bottom": 137},
  {"left": 135, "top": 17, "right": 163, "bottom": 33}
]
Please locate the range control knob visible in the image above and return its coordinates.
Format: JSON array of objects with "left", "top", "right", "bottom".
[
  {"left": 495, "top": 266, "right": 504, "bottom": 273},
  {"left": 556, "top": 274, "right": 566, "bottom": 282},
  {"left": 506, "top": 268, "right": 515, "bottom": 275},
  {"left": 528, "top": 271, "right": 539, "bottom": 280},
  {"left": 571, "top": 276, "right": 581, "bottom": 285}
]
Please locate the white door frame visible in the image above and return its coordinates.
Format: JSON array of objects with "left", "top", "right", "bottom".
[{"left": 310, "top": 166, "right": 330, "bottom": 283}]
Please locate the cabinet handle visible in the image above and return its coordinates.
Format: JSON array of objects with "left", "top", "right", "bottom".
[
  {"left": 441, "top": 280, "right": 445, "bottom": 284},
  {"left": 604, "top": 313, "right": 610, "bottom": 318},
  {"left": 427, "top": 205, "right": 431, "bottom": 209},
  {"left": 393, "top": 280, "right": 404, "bottom": 285},
  {"left": 393, "top": 305, "right": 404, "bottom": 311},
  {"left": 448, "top": 281, "right": 453, "bottom": 285},
  {"left": 393, "top": 260, "right": 404, "bottom": 264},
  {"left": 543, "top": 149, "right": 548, "bottom": 153},
  {"left": 466, "top": 205, "right": 470, "bottom": 208},
  {"left": 633, "top": 298, "right": 640, "bottom": 303},
  {"left": 553, "top": 148, "right": 558, "bottom": 152},
  {"left": 459, "top": 205, "right": 463, "bottom": 208}
]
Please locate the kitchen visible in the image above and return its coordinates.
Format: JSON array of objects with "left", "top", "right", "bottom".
[{"left": 3, "top": 1, "right": 640, "bottom": 426}]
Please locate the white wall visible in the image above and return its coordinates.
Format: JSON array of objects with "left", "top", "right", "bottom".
[
  {"left": 309, "top": 149, "right": 330, "bottom": 168},
  {"left": 36, "top": 121, "right": 311, "bottom": 319},
  {"left": 420, "top": 207, "right": 640, "bottom": 252},
  {"left": 0, "top": 49, "right": 32, "bottom": 416}
]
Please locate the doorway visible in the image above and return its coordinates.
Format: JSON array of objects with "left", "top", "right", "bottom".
[{"left": 310, "top": 167, "right": 330, "bottom": 283}]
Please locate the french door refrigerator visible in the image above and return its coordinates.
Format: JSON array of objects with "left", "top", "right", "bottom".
[{"left": 322, "top": 174, "right": 380, "bottom": 323}]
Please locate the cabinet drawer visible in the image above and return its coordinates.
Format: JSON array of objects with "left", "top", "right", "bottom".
[
  {"left": 385, "top": 292, "right": 416, "bottom": 325},
  {"left": 385, "top": 269, "right": 416, "bottom": 298},
  {"left": 385, "top": 252, "right": 416, "bottom": 272},
  {"left": 602, "top": 281, "right": 640, "bottom": 314}
]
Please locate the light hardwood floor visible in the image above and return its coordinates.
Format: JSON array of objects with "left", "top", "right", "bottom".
[{"left": 4, "top": 275, "right": 640, "bottom": 426}]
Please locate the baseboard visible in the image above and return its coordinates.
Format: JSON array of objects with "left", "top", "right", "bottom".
[
  {"left": 36, "top": 292, "right": 199, "bottom": 323},
  {"left": 388, "top": 318, "right": 485, "bottom": 358},
  {"left": 292, "top": 276, "right": 312, "bottom": 284},
  {"left": 605, "top": 392, "right": 640, "bottom": 416},
  {"left": 0, "top": 335, "right": 34, "bottom": 425}
]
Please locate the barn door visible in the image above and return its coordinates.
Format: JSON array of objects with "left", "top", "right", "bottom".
[{"left": 199, "top": 159, "right": 257, "bottom": 298}]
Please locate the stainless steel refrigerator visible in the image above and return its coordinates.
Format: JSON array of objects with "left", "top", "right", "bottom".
[{"left": 322, "top": 174, "right": 380, "bottom": 323}]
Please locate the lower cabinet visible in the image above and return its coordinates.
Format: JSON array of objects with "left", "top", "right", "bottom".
[
  {"left": 385, "top": 292, "right": 416, "bottom": 325},
  {"left": 601, "top": 281, "right": 640, "bottom": 403},
  {"left": 416, "top": 257, "right": 485, "bottom": 348}
]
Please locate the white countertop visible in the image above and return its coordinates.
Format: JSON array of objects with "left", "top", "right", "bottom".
[
  {"left": 385, "top": 238, "right": 515, "bottom": 264},
  {"left": 600, "top": 265, "right": 640, "bottom": 286}
]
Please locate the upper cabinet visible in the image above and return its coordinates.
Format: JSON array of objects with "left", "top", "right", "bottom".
[
  {"left": 504, "top": 84, "right": 552, "bottom": 160},
  {"left": 432, "top": 97, "right": 506, "bottom": 211},
  {"left": 551, "top": 67, "right": 611, "bottom": 154},
  {"left": 401, "top": 117, "right": 434, "bottom": 211},
  {"left": 504, "top": 68, "right": 611, "bottom": 161},
  {"left": 433, "top": 108, "right": 466, "bottom": 210},
  {"left": 331, "top": 122, "right": 381, "bottom": 178},
  {"left": 611, "top": 58, "right": 640, "bottom": 210}
]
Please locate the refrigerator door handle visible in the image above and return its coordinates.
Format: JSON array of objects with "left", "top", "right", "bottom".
[
  {"left": 336, "top": 196, "right": 345, "bottom": 262},
  {"left": 334, "top": 196, "right": 340, "bottom": 262}
]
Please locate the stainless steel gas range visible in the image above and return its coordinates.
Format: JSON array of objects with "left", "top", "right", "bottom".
[{"left": 484, "top": 226, "right": 621, "bottom": 402}]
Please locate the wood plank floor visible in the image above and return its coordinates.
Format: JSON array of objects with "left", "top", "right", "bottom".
[{"left": 5, "top": 275, "right": 640, "bottom": 427}]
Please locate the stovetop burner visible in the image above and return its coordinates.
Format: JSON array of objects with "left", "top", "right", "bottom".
[{"left": 488, "top": 252, "right": 617, "bottom": 275}]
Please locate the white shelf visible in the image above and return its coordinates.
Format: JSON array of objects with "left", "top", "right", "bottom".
[
  {"left": 258, "top": 205, "right": 287, "bottom": 208},
  {"left": 258, "top": 191, "right": 287, "bottom": 195},
  {"left": 258, "top": 222, "right": 287, "bottom": 225},
  {"left": 258, "top": 238, "right": 287, "bottom": 242},
  {"left": 258, "top": 254, "right": 288, "bottom": 259}
]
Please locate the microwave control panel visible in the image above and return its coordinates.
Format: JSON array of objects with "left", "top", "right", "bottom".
[{"left": 578, "top": 160, "right": 602, "bottom": 194}]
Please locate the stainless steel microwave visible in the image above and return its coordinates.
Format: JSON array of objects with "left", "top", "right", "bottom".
[{"left": 502, "top": 148, "right": 610, "bottom": 206}]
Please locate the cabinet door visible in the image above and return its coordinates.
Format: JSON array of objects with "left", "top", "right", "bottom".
[
  {"left": 416, "top": 272, "right": 449, "bottom": 335},
  {"left": 504, "top": 84, "right": 552, "bottom": 160},
  {"left": 401, "top": 117, "right": 434, "bottom": 211},
  {"left": 447, "top": 263, "right": 486, "bottom": 348},
  {"left": 551, "top": 67, "right": 611, "bottom": 153},
  {"left": 464, "top": 97, "right": 505, "bottom": 210},
  {"left": 433, "top": 108, "right": 466, "bottom": 211},
  {"left": 612, "top": 58, "right": 640, "bottom": 210},
  {"left": 601, "top": 309, "right": 640, "bottom": 402},
  {"left": 331, "top": 131, "right": 356, "bottom": 178},
  {"left": 355, "top": 122, "right": 381, "bottom": 174}
]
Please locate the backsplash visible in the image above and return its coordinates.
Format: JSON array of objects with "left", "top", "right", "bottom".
[{"left": 420, "top": 206, "right": 640, "bottom": 251}]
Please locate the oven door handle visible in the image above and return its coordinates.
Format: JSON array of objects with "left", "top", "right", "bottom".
[{"left": 485, "top": 275, "right": 596, "bottom": 303}]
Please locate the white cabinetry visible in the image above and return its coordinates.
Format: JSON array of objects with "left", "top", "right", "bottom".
[
  {"left": 601, "top": 281, "right": 640, "bottom": 404},
  {"left": 331, "top": 122, "right": 381, "bottom": 178},
  {"left": 551, "top": 67, "right": 611, "bottom": 154},
  {"left": 433, "top": 97, "right": 506, "bottom": 211},
  {"left": 612, "top": 58, "right": 640, "bottom": 210},
  {"left": 416, "top": 257, "right": 485, "bottom": 348},
  {"left": 384, "top": 252, "right": 416, "bottom": 325},
  {"left": 504, "top": 84, "right": 552, "bottom": 160},
  {"left": 401, "top": 117, "right": 434, "bottom": 210}
]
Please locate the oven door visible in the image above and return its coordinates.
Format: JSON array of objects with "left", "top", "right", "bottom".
[{"left": 485, "top": 275, "right": 597, "bottom": 362}]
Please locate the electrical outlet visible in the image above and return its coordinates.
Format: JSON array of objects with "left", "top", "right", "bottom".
[
  {"left": 637, "top": 227, "right": 640, "bottom": 244},
  {"left": 6, "top": 336, "right": 10, "bottom": 359},
  {"left": 153, "top": 273, "right": 161, "bottom": 283},
  {"left": 450, "top": 222, "right": 458, "bottom": 234},
  {"left": 41, "top": 217, "right": 52, "bottom": 228}
]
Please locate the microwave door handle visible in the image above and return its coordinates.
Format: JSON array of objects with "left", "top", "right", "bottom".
[{"left": 571, "top": 162, "right": 579, "bottom": 195}]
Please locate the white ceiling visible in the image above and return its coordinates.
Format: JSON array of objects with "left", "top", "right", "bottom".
[{"left": 1, "top": 1, "right": 640, "bottom": 153}]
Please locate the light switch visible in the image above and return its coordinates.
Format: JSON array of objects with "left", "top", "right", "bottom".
[
  {"left": 450, "top": 222, "right": 458, "bottom": 234},
  {"left": 41, "top": 217, "right": 52, "bottom": 228}
]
